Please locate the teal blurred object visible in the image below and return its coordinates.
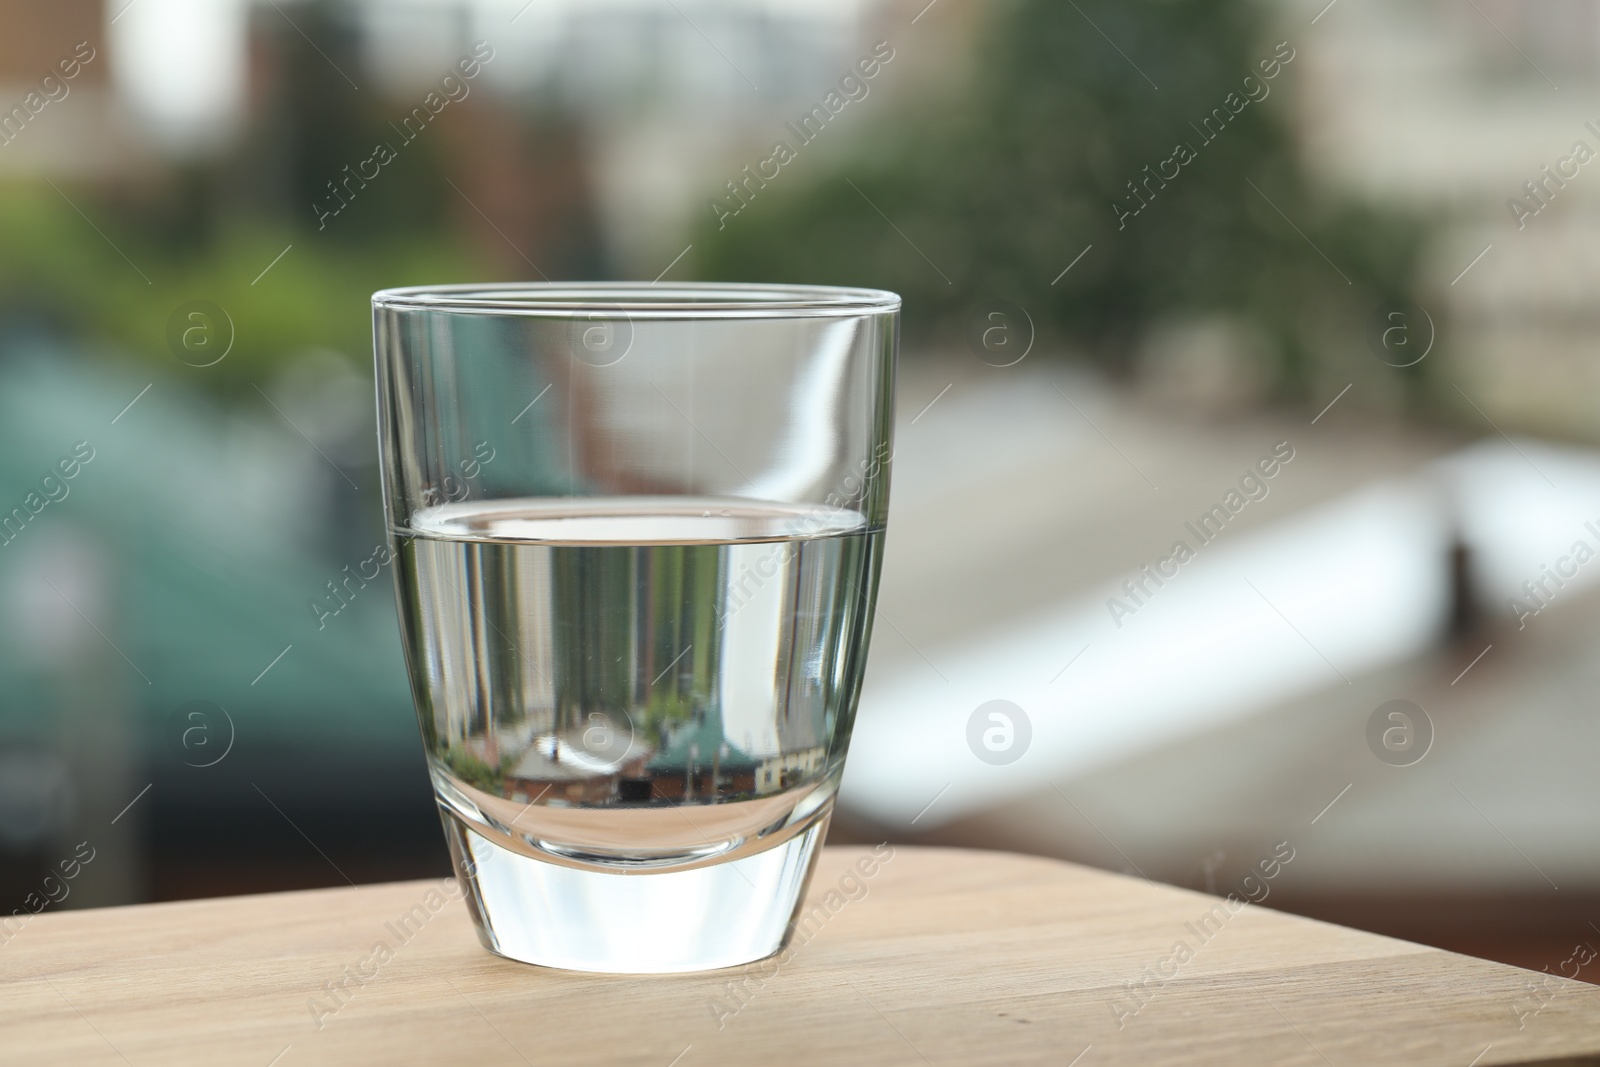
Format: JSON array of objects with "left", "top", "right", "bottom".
[
  {"left": 0, "top": 348, "right": 413, "bottom": 746},
  {"left": 0, "top": 344, "right": 427, "bottom": 906}
]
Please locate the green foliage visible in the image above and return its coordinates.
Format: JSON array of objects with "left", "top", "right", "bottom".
[
  {"left": 694, "top": 0, "right": 1430, "bottom": 397},
  {"left": 0, "top": 184, "right": 482, "bottom": 393},
  {"left": 442, "top": 745, "right": 505, "bottom": 793},
  {"left": 0, "top": 2, "right": 506, "bottom": 394}
]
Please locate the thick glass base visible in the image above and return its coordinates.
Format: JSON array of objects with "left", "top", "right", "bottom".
[{"left": 441, "top": 809, "right": 829, "bottom": 974}]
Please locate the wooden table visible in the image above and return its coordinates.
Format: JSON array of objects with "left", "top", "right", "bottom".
[{"left": 6, "top": 846, "right": 1600, "bottom": 1065}]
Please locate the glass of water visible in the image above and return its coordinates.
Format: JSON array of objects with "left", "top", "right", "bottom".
[{"left": 372, "top": 283, "right": 898, "bottom": 973}]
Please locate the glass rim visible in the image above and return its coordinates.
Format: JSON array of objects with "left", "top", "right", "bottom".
[{"left": 371, "top": 281, "right": 901, "bottom": 318}]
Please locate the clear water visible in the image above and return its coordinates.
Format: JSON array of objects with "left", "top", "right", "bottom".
[{"left": 392, "top": 497, "right": 882, "bottom": 871}]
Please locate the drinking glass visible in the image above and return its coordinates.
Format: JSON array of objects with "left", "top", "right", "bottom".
[{"left": 371, "top": 282, "right": 898, "bottom": 973}]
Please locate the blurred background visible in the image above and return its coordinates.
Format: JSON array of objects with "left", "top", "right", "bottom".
[{"left": 2, "top": 0, "right": 1598, "bottom": 979}]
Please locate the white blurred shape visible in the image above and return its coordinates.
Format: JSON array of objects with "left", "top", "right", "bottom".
[
  {"left": 720, "top": 549, "right": 786, "bottom": 758},
  {"left": 1444, "top": 440, "right": 1600, "bottom": 607},
  {"left": 843, "top": 437, "right": 1600, "bottom": 831},
  {"left": 741, "top": 319, "right": 860, "bottom": 502},
  {"left": 108, "top": 0, "right": 248, "bottom": 155},
  {"left": 4, "top": 527, "right": 109, "bottom": 664},
  {"left": 359, "top": 1, "right": 463, "bottom": 95},
  {"left": 842, "top": 480, "right": 1449, "bottom": 829}
]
